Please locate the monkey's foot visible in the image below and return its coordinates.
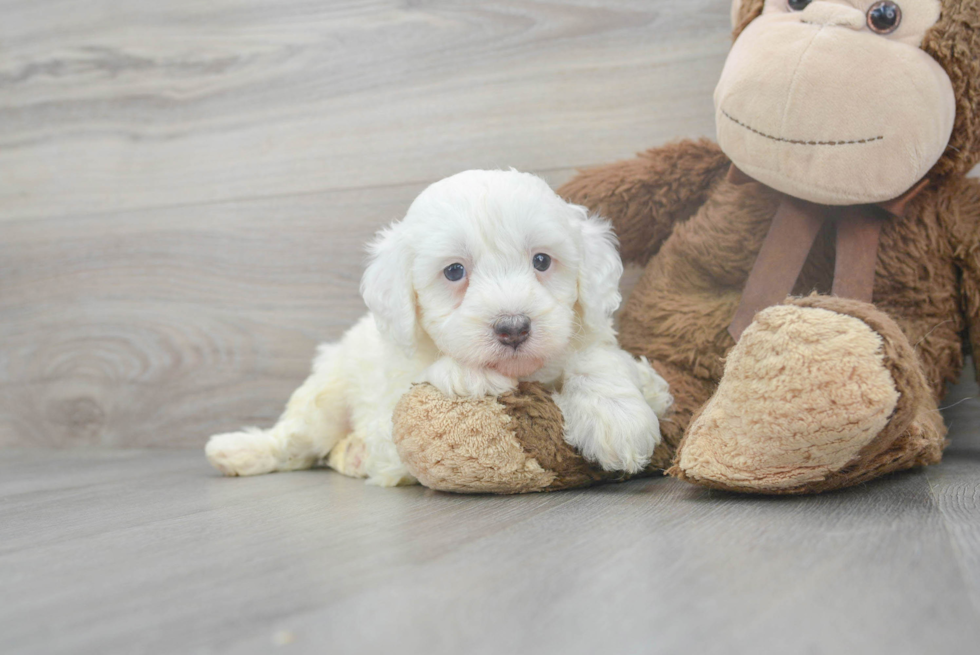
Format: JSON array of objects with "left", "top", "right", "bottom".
[
  {"left": 391, "top": 383, "right": 669, "bottom": 494},
  {"left": 669, "top": 296, "right": 945, "bottom": 494}
]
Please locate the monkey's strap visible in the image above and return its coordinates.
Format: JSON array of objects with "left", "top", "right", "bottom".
[{"left": 727, "top": 167, "right": 928, "bottom": 342}]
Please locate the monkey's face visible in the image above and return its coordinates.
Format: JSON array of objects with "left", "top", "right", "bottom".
[{"left": 715, "top": 0, "right": 955, "bottom": 205}]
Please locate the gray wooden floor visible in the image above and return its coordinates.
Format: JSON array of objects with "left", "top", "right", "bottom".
[
  {"left": 3, "top": 405, "right": 980, "bottom": 655},
  {"left": 3, "top": 1, "right": 980, "bottom": 653},
  {"left": 3, "top": 376, "right": 980, "bottom": 654}
]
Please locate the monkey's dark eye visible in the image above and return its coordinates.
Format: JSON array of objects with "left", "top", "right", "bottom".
[
  {"left": 532, "top": 253, "right": 552, "bottom": 272},
  {"left": 444, "top": 263, "right": 466, "bottom": 282},
  {"left": 867, "top": 1, "right": 902, "bottom": 34},
  {"left": 787, "top": 0, "right": 811, "bottom": 10}
]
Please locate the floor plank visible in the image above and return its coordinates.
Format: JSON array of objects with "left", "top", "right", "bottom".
[
  {"left": 927, "top": 457, "right": 980, "bottom": 619},
  {"left": 1, "top": 448, "right": 979, "bottom": 655},
  {"left": 0, "top": 0, "right": 730, "bottom": 221},
  {"left": 927, "top": 368, "right": 980, "bottom": 616},
  {"left": 0, "top": 185, "right": 415, "bottom": 447},
  {"left": 2, "top": 0, "right": 977, "bottom": 449}
]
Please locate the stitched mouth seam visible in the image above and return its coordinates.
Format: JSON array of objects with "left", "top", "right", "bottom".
[{"left": 722, "top": 110, "right": 884, "bottom": 146}]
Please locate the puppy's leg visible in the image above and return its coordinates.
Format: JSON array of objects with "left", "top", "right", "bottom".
[
  {"left": 361, "top": 417, "right": 417, "bottom": 488},
  {"left": 346, "top": 394, "right": 418, "bottom": 487},
  {"left": 326, "top": 434, "right": 369, "bottom": 478},
  {"left": 420, "top": 356, "right": 517, "bottom": 398},
  {"left": 206, "top": 344, "right": 348, "bottom": 476},
  {"left": 554, "top": 347, "right": 671, "bottom": 474}
]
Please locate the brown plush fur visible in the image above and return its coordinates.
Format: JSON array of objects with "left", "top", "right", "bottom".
[
  {"left": 559, "top": 139, "right": 731, "bottom": 266},
  {"left": 627, "top": 0, "right": 978, "bottom": 494},
  {"left": 569, "top": 154, "right": 972, "bottom": 406},
  {"left": 914, "top": 0, "right": 980, "bottom": 181},
  {"left": 951, "top": 177, "right": 980, "bottom": 366},
  {"left": 667, "top": 296, "right": 945, "bottom": 494},
  {"left": 552, "top": 0, "right": 980, "bottom": 492},
  {"left": 497, "top": 384, "right": 643, "bottom": 490},
  {"left": 392, "top": 383, "right": 664, "bottom": 494},
  {"left": 792, "top": 299, "right": 946, "bottom": 493},
  {"left": 392, "top": 383, "right": 559, "bottom": 494},
  {"left": 558, "top": 137, "right": 978, "bottom": 492},
  {"left": 391, "top": 0, "right": 980, "bottom": 495},
  {"left": 647, "top": 361, "right": 718, "bottom": 470}
]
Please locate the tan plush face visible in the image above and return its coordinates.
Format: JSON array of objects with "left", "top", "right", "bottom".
[{"left": 716, "top": 0, "right": 956, "bottom": 205}]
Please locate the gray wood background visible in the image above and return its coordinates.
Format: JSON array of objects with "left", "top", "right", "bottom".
[{"left": 0, "top": 0, "right": 975, "bottom": 448}]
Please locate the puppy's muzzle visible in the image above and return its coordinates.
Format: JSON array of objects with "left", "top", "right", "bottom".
[{"left": 493, "top": 315, "right": 531, "bottom": 349}]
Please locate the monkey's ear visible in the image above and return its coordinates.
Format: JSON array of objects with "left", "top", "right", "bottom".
[
  {"left": 732, "top": 0, "right": 765, "bottom": 39},
  {"left": 730, "top": 0, "right": 743, "bottom": 30}
]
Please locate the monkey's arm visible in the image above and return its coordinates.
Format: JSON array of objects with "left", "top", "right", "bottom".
[
  {"left": 558, "top": 139, "right": 730, "bottom": 266},
  {"left": 951, "top": 177, "right": 980, "bottom": 379}
]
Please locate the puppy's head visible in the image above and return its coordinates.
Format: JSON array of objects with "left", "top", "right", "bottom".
[{"left": 361, "top": 170, "right": 622, "bottom": 378}]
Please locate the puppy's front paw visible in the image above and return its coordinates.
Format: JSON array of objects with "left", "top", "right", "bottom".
[
  {"left": 555, "top": 391, "right": 660, "bottom": 474},
  {"left": 205, "top": 429, "right": 280, "bottom": 476},
  {"left": 420, "top": 357, "right": 517, "bottom": 399}
]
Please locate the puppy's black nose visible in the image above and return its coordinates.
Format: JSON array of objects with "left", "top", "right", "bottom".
[{"left": 493, "top": 315, "right": 531, "bottom": 348}]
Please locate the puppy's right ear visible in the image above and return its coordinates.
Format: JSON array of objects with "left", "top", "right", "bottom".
[
  {"left": 571, "top": 206, "right": 624, "bottom": 338},
  {"left": 360, "top": 221, "right": 418, "bottom": 353}
]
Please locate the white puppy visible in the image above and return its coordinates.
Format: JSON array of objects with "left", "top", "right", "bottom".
[{"left": 206, "top": 170, "right": 671, "bottom": 487}]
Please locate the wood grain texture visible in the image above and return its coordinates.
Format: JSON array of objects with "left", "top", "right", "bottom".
[
  {"left": 0, "top": 0, "right": 977, "bottom": 451},
  {"left": 927, "top": 369, "right": 980, "bottom": 616},
  {"left": 0, "top": 0, "right": 732, "bottom": 447},
  {"left": 0, "top": 0, "right": 730, "bottom": 221},
  {"left": 1, "top": 448, "right": 978, "bottom": 655},
  {"left": 0, "top": 186, "right": 412, "bottom": 446}
]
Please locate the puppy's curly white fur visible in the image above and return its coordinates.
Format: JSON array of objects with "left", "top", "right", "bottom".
[{"left": 206, "top": 170, "right": 672, "bottom": 486}]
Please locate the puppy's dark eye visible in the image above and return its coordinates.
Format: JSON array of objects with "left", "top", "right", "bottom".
[
  {"left": 867, "top": 1, "right": 901, "bottom": 34},
  {"left": 444, "top": 263, "right": 465, "bottom": 282},
  {"left": 532, "top": 253, "right": 551, "bottom": 272},
  {"left": 788, "top": 0, "right": 811, "bottom": 10}
]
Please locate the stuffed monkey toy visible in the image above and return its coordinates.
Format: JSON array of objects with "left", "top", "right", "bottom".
[{"left": 391, "top": 0, "right": 980, "bottom": 494}]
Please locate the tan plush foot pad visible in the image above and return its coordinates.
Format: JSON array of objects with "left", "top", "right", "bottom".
[
  {"left": 669, "top": 296, "right": 944, "bottom": 494},
  {"left": 392, "top": 382, "right": 667, "bottom": 494}
]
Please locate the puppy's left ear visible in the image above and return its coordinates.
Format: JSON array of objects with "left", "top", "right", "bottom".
[
  {"left": 571, "top": 205, "right": 623, "bottom": 336},
  {"left": 360, "top": 221, "right": 419, "bottom": 353}
]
